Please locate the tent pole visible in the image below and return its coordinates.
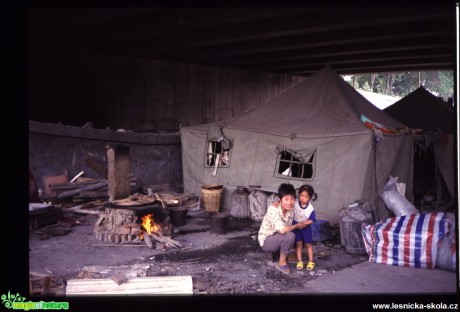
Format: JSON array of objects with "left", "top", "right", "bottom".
[{"left": 373, "top": 138, "right": 380, "bottom": 221}]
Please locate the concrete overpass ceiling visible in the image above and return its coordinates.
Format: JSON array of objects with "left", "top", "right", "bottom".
[{"left": 29, "top": 5, "right": 456, "bottom": 76}]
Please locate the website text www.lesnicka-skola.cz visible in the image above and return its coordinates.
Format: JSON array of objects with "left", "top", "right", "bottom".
[{"left": 372, "top": 302, "right": 459, "bottom": 310}]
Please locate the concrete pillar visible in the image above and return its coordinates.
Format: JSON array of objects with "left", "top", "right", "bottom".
[{"left": 106, "top": 144, "right": 131, "bottom": 201}]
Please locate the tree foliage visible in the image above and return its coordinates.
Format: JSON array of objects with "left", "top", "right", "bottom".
[{"left": 345, "top": 71, "right": 454, "bottom": 101}]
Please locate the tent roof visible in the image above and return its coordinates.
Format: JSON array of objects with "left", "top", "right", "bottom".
[
  {"left": 185, "top": 66, "right": 406, "bottom": 139},
  {"left": 384, "top": 86, "right": 455, "bottom": 134}
]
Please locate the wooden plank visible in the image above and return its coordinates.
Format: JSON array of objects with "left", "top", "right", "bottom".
[
  {"left": 111, "top": 194, "right": 156, "bottom": 206},
  {"left": 85, "top": 156, "right": 108, "bottom": 179},
  {"left": 67, "top": 205, "right": 103, "bottom": 215},
  {"left": 66, "top": 276, "right": 193, "bottom": 295},
  {"left": 151, "top": 232, "right": 182, "bottom": 248}
]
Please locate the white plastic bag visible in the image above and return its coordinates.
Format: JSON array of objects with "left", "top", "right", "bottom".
[{"left": 380, "top": 176, "right": 419, "bottom": 217}]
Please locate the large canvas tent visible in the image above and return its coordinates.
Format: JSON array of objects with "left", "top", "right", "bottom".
[
  {"left": 384, "top": 86, "right": 456, "bottom": 209},
  {"left": 181, "top": 66, "right": 414, "bottom": 223}
]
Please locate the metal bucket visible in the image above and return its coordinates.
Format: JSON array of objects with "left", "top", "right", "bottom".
[
  {"left": 168, "top": 206, "right": 188, "bottom": 226},
  {"left": 339, "top": 201, "right": 376, "bottom": 255}
]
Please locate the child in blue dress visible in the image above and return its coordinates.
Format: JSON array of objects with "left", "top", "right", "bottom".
[{"left": 293, "top": 184, "right": 318, "bottom": 270}]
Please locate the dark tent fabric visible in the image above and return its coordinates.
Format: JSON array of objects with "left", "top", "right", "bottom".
[
  {"left": 384, "top": 86, "right": 456, "bottom": 206},
  {"left": 384, "top": 86, "right": 455, "bottom": 134}
]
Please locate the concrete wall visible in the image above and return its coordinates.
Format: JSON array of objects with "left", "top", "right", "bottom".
[
  {"left": 29, "top": 51, "right": 304, "bottom": 131},
  {"left": 29, "top": 121, "right": 182, "bottom": 194},
  {"left": 28, "top": 51, "right": 305, "bottom": 195}
]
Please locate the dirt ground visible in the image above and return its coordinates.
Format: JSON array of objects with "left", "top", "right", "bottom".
[{"left": 28, "top": 208, "right": 368, "bottom": 296}]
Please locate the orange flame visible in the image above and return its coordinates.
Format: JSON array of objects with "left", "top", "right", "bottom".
[{"left": 141, "top": 213, "right": 161, "bottom": 238}]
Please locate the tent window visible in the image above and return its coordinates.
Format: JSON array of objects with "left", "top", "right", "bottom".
[
  {"left": 274, "top": 149, "right": 315, "bottom": 180},
  {"left": 205, "top": 140, "right": 230, "bottom": 167}
]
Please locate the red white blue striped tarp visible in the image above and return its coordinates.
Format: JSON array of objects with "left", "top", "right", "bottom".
[{"left": 361, "top": 212, "right": 448, "bottom": 269}]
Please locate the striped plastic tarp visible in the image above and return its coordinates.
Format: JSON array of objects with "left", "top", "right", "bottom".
[{"left": 361, "top": 212, "right": 448, "bottom": 269}]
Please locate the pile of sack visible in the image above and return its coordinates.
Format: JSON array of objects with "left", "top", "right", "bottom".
[{"left": 361, "top": 176, "right": 456, "bottom": 271}]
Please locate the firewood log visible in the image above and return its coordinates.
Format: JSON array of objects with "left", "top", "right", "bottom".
[
  {"left": 57, "top": 181, "right": 108, "bottom": 199},
  {"left": 144, "top": 234, "right": 154, "bottom": 249}
]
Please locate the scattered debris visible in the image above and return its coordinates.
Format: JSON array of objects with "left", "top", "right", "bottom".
[
  {"left": 29, "top": 203, "right": 63, "bottom": 230},
  {"left": 29, "top": 271, "right": 65, "bottom": 296},
  {"left": 111, "top": 272, "right": 128, "bottom": 285}
]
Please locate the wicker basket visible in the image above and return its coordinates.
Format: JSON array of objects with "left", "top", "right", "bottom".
[{"left": 201, "top": 184, "right": 224, "bottom": 212}]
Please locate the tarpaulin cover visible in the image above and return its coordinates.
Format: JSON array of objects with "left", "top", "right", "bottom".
[{"left": 361, "top": 212, "right": 448, "bottom": 269}]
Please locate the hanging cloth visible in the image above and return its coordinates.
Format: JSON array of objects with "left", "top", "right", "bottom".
[{"left": 207, "top": 125, "right": 232, "bottom": 150}]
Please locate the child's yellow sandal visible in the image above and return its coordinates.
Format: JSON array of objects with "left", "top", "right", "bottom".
[
  {"left": 306, "top": 261, "right": 315, "bottom": 271},
  {"left": 296, "top": 261, "right": 304, "bottom": 270}
]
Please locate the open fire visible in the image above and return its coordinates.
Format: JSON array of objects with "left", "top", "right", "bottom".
[
  {"left": 93, "top": 202, "right": 171, "bottom": 244},
  {"left": 140, "top": 213, "right": 161, "bottom": 239},
  {"left": 139, "top": 212, "right": 183, "bottom": 249},
  {"left": 92, "top": 202, "right": 182, "bottom": 249}
]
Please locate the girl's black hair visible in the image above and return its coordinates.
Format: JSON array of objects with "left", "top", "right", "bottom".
[
  {"left": 298, "top": 184, "right": 318, "bottom": 201},
  {"left": 278, "top": 183, "right": 296, "bottom": 199}
]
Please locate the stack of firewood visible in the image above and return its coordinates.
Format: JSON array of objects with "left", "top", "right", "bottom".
[
  {"left": 48, "top": 177, "right": 140, "bottom": 203},
  {"left": 143, "top": 231, "right": 182, "bottom": 249}
]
